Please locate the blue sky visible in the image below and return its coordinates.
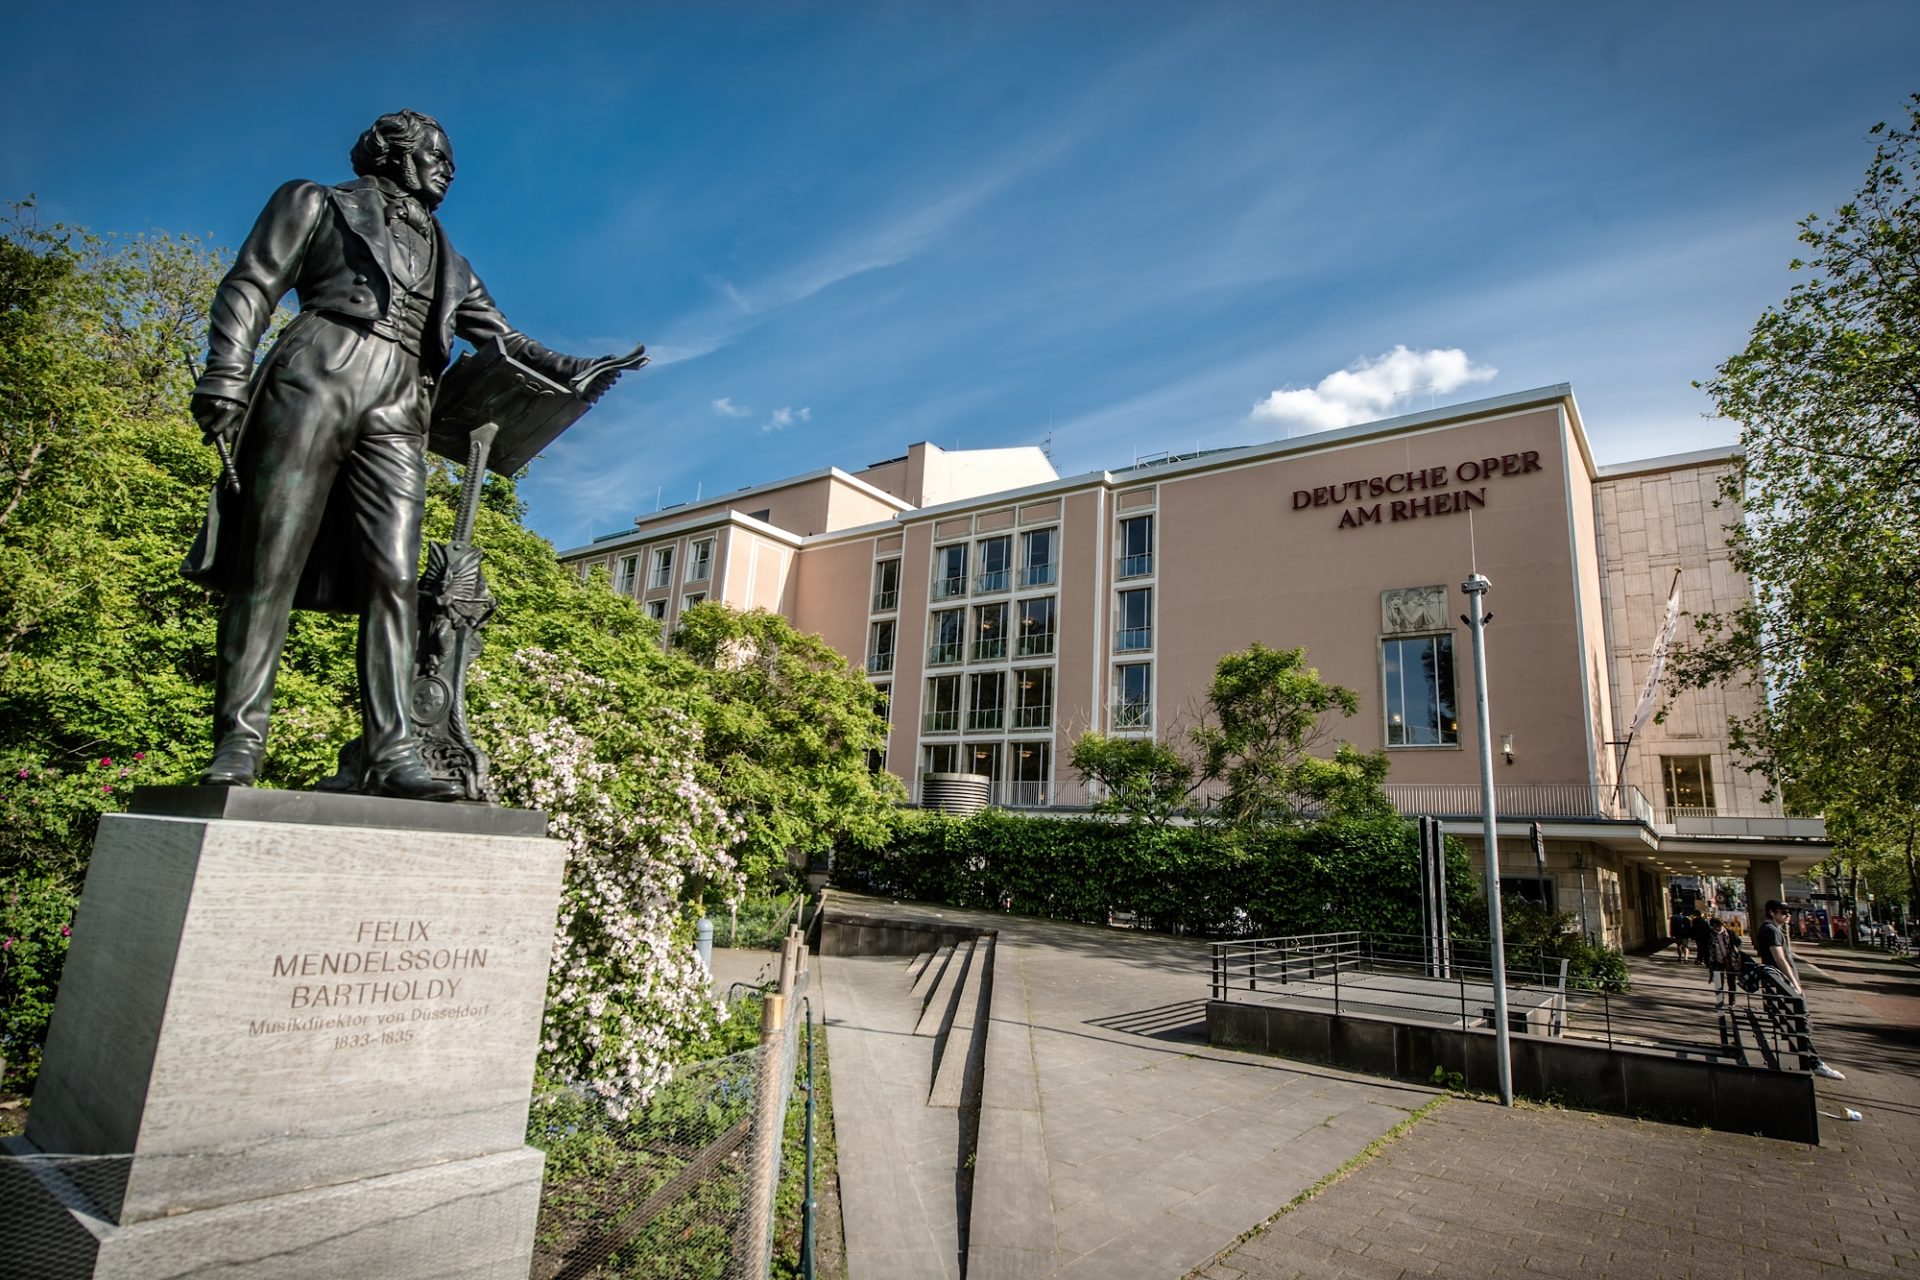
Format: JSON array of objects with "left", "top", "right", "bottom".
[{"left": 7, "top": 2, "right": 1916, "bottom": 549}]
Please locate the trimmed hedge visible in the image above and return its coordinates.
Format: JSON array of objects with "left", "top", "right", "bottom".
[{"left": 833, "top": 809, "right": 1479, "bottom": 939}]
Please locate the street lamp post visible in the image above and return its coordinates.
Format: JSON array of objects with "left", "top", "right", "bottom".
[{"left": 1462, "top": 572, "right": 1514, "bottom": 1107}]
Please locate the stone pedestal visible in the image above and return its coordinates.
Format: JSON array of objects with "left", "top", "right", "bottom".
[{"left": 4, "top": 789, "right": 567, "bottom": 1279}]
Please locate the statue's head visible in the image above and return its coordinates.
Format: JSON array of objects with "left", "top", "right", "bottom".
[{"left": 351, "top": 110, "right": 455, "bottom": 209}]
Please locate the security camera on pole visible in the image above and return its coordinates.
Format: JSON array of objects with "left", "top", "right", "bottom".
[{"left": 1461, "top": 570, "right": 1514, "bottom": 1107}]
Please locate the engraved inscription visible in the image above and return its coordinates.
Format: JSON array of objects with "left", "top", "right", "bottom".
[{"left": 252, "top": 917, "right": 497, "bottom": 1049}]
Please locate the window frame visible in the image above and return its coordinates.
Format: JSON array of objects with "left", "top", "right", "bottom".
[{"left": 1381, "top": 632, "right": 1460, "bottom": 748}]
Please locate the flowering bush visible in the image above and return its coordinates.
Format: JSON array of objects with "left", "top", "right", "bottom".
[{"left": 474, "top": 647, "right": 743, "bottom": 1117}]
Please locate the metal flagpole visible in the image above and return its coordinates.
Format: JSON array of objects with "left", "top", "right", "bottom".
[{"left": 1462, "top": 571, "right": 1513, "bottom": 1107}]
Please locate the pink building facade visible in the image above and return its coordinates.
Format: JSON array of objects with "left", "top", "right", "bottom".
[{"left": 560, "top": 388, "right": 1826, "bottom": 948}]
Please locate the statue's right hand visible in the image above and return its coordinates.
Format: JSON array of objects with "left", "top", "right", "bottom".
[{"left": 191, "top": 393, "right": 246, "bottom": 446}]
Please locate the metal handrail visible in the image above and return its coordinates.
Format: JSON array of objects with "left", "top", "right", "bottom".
[
  {"left": 1115, "top": 627, "right": 1152, "bottom": 652},
  {"left": 971, "top": 638, "right": 1007, "bottom": 661},
  {"left": 1016, "top": 633, "right": 1056, "bottom": 657},
  {"left": 926, "top": 642, "right": 963, "bottom": 666},
  {"left": 1017, "top": 564, "right": 1057, "bottom": 588},
  {"left": 1118, "top": 552, "right": 1153, "bottom": 579}
]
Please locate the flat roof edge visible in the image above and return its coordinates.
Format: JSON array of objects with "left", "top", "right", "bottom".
[{"left": 1595, "top": 445, "right": 1742, "bottom": 480}]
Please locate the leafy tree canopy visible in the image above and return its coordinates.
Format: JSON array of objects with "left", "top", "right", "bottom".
[
  {"left": 1070, "top": 641, "right": 1391, "bottom": 827},
  {"left": 1670, "top": 96, "right": 1920, "bottom": 914}
]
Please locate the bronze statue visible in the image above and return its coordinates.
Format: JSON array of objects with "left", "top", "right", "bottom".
[{"left": 185, "top": 109, "right": 596, "bottom": 800}]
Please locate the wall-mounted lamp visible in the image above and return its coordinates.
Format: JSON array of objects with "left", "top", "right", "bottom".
[{"left": 1500, "top": 734, "right": 1515, "bottom": 766}]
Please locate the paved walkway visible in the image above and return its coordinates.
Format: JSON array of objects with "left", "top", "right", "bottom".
[
  {"left": 823, "top": 895, "right": 1438, "bottom": 1279},
  {"left": 1199, "top": 944, "right": 1920, "bottom": 1280}
]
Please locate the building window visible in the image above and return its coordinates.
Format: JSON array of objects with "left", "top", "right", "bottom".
[
  {"left": 1499, "top": 876, "right": 1556, "bottom": 909},
  {"left": 1118, "top": 515, "right": 1153, "bottom": 579},
  {"left": 924, "top": 742, "right": 962, "bottom": 775},
  {"left": 1661, "top": 756, "right": 1717, "bottom": 816},
  {"left": 1013, "top": 667, "right": 1053, "bottom": 730},
  {"left": 927, "top": 609, "right": 964, "bottom": 665},
  {"left": 1115, "top": 587, "right": 1153, "bottom": 652},
  {"left": 975, "top": 535, "right": 1012, "bottom": 594},
  {"left": 649, "top": 546, "right": 675, "bottom": 590},
  {"left": 872, "top": 558, "right": 901, "bottom": 613},
  {"left": 972, "top": 602, "right": 1009, "bottom": 661},
  {"left": 867, "top": 619, "right": 896, "bottom": 674},
  {"left": 967, "top": 671, "right": 1006, "bottom": 732},
  {"left": 645, "top": 599, "right": 667, "bottom": 622},
  {"left": 1016, "top": 596, "right": 1057, "bottom": 657},
  {"left": 688, "top": 539, "right": 713, "bottom": 582},
  {"left": 933, "top": 543, "right": 969, "bottom": 600},
  {"left": 1019, "top": 527, "right": 1057, "bottom": 588},
  {"left": 963, "top": 742, "right": 1001, "bottom": 797},
  {"left": 1383, "top": 634, "right": 1459, "bottom": 746},
  {"left": 1114, "top": 663, "right": 1151, "bottom": 729},
  {"left": 924, "top": 675, "right": 961, "bottom": 733},
  {"left": 1010, "top": 742, "right": 1051, "bottom": 807},
  {"left": 868, "top": 685, "right": 891, "bottom": 772},
  {"left": 614, "top": 555, "right": 639, "bottom": 595}
]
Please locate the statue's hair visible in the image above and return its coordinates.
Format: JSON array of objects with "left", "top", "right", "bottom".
[{"left": 349, "top": 110, "right": 447, "bottom": 188}]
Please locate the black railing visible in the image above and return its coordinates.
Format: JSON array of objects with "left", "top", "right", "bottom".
[{"left": 1207, "top": 931, "right": 1812, "bottom": 1071}]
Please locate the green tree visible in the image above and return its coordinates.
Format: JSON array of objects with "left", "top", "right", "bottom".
[
  {"left": 673, "top": 602, "right": 903, "bottom": 884},
  {"left": 1069, "top": 642, "right": 1391, "bottom": 827},
  {"left": 1192, "top": 643, "right": 1392, "bottom": 825},
  {"left": 1069, "top": 732, "right": 1195, "bottom": 826},
  {"left": 1670, "top": 96, "right": 1920, "bottom": 916}
]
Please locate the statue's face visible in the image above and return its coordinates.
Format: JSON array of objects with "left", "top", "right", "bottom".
[{"left": 412, "top": 129, "right": 456, "bottom": 209}]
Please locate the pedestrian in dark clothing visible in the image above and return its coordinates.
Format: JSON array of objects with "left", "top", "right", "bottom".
[
  {"left": 1756, "top": 900, "right": 1844, "bottom": 1080},
  {"left": 1691, "top": 913, "right": 1714, "bottom": 965}
]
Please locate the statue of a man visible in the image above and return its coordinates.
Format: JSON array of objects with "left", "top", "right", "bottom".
[{"left": 185, "top": 109, "right": 592, "bottom": 800}]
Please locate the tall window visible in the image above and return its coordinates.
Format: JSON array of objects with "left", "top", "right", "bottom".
[
  {"left": 688, "top": 539, "right": 714, "bottom": 582},
  {"left": 928, "top": 609, "right": 964, "bottom": 665},
  {"left": 614, "top": 555, "right": 639, "bottom": 595},
  {"left": 975, "top": 535, "right": 1012, "bottom": 593},
  {"left": 1013, "top": 667, "right": 1053, "bottom": 730},
  {"left": 924, "top": 675, "right": 961, "bottom": 733},
  {"left": 1118, "top": 515, "right": 1153, "bottom": 578},
  {"left": 1115, "top": 588, "right": 1153, "bottom": 652},
  {"left": 867, "top": 620, "right": 896, "bottom": 674},
  {"left": 649, "top": 546, "right": 674, "bottom": 590},
  {"left": 963, "top": 742, "right": 1001, "bottom": 793},
  {"left": 1661, "top": 756, "right": 1717, "bottom": 816},
  {"left": 872, "top": 558, "right": 901, "bottom": 612},
  {"left": 1010, "top": 742, "right": 1051, "bottom": 807},
  {"left": 933, "top": 544, "right": 968, "bottom": 600},
  {"left": 972, "top": 602, "right": 1008, "bottom": 661},
  {"left": 682, "top": 592, "right": 706, "bottom": 610},
  {"left": 1016, "top": 596, "right": 1057, "bottom": 657},
  {"left": 867, "top": 685, "right": 891, "bottom": 773},
  {"left": 645, "top": 599, "right": 667, "bottom": 622},
  {"left": 967, "top": 671, "right": 1006, "bottom": 731},
  {"left": 1383, "top": 634, "right": 1458, "bottom": 746},
  {"left": 924, "top": 742, "right": 961, "bottom": 775},
  {"left": 1019, "top": 527, "right": 1057, "bottom": 588},
  {"left": 1114, "top": 663, "right": 1151, "bottom": 729}
]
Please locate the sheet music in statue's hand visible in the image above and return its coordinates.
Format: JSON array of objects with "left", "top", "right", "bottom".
[{"left": 428, "top": 337, "right": 648, "bottom": 475}]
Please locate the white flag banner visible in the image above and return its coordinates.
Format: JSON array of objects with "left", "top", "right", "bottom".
[{"left": 1630, "top": 579, "right": 1682, "bottom": 736}]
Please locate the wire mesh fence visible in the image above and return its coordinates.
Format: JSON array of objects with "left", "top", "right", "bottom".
[
  {"left": 1208, "top": 930, "right": 1815, "bottom": 1071},
  {"left": 528, "top": 932, "right": 813, "bottom": 1280}
]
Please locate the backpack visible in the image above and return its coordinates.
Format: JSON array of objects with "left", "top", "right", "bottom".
[{"left": 1708, "top": 929, "right": 1737, "bottom": 971}]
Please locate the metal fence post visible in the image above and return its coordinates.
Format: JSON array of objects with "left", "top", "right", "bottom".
[{"left": 1211, "top": 947, "right": 1224, "bottom": 1001}]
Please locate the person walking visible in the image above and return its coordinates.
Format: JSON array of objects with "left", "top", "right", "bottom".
[
  {"left": 1671, "top": 907, "right": 1692, "bottom": 962},
  {"left": 1703, "top": 916, "right": 1741, "bottom": 1043},
  {"left": 1755, "top": 899, "right": 1845, "bottom": 1080}
]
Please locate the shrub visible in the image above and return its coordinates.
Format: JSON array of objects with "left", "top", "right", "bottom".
[{"left": 1, "top": 873, "right": 79, "bottom": 1091}]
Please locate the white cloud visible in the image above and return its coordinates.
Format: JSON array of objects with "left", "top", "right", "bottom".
[
  {"left": 711, "top": 396, "right": 751, "bottom": 418},
  {"left": 762, "top": 405, "right": 811, "bottom": 433},
  {"left": 1250, "top": 346, "right": 1497, "bottom": 433}
]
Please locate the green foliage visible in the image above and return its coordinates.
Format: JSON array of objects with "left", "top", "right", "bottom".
[
  {"left": 1672, "top": 96, "right": 1920, "bottom": 914},
  {"left": 674, "top": 603, "right": 903, "bottom": 883},
  {"left": 1069, "top": 732, "right": 1195, "bottom": 825},
  {"left": 1459, "top": 895, "right": 1631, "bottom": 993},
  {"left": 835, "top": 809, "right": 1476, "bottom": 939},
  {"left": 0, "top": 873, "right": 78, "bottom": 1091},
  {"left": 1071, "top": 642, "right": 1391, "bottom": 828}
]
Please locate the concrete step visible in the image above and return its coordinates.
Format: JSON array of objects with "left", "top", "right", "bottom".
[
  {"left": 915, "top": 939, "right": 975, "bottom": 1038},
  {"left": 962, "top": 938, "right": 1062, "bottom": 1277},
  {"left": 905, "top": 950, "right": 934, "bottom": 985},
  {"left": 929, "top": 936, "right": 993, "bottom": 1107},
  {"left": 910, "top": 943, "right": 955, "bottom": 1011}
]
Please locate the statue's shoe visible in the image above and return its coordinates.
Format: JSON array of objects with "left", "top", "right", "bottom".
[
  {"left": 200, "top": 742, "right": 260, "bottom": 787},
  {"left": 366, "top": 760, "right": 462, "bottom": 803}
]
